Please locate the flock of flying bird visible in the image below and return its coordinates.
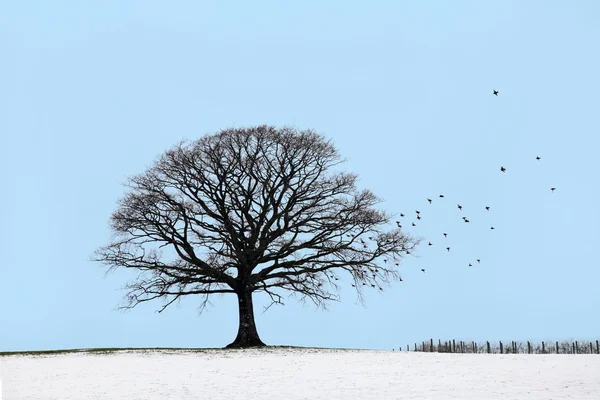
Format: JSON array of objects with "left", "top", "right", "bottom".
[{"left": 392, "top": 90, "right": 556, "bottom": 276}]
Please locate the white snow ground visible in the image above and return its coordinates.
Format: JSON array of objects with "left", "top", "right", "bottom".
[{"left": 1, "top": 347, "right": 599, "bottom": 399}]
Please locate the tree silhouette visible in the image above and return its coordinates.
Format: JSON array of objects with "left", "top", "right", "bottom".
[{"left": 93, "top": 125, "right": 420, "bottom": 348}]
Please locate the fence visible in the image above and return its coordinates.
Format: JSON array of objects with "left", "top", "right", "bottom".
[{"left": 395, "top": 339, "right": 600, "bottom": 354}]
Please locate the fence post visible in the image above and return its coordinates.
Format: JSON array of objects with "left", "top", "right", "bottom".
[
  {"left": 438, "top": 339, "right": 441, "bottom": 353},
  {"left": 452, "top": 339, "right": 456, "bottom": 353},
  {"left": 575, "top": 341, "right": 579, "bottom": 354},
  {"left": 556, "top": 341, "right": 559, "bottom": 354},
  {"left": 514, "top": 341, "right": 517, "bottom": 354},
  {"left": 431, "top": 338, "right": 434, "bottom": 352},
  {"left": 414, "top": 343, "right": 417, "bottom": 351},
  {"left": 487, "top": 341, "right": 491, "bottom": 354},
  {"left": 407, "top": 345, "right": 409, "bottom": 352},
  {"left": 572, "top": 342, "right": 575, "bottom": 354},
  {"left": 528, "top": 341, "right": 531, "bottom": 354},
  {"left": 590, "top": 342, "right": 593, "bottom": 354},
  {"left": 474, "top": 341, "right": 477, "bottom": 353},
  {"left": 542, "top": 341, "right": 545, "bottom": 354},
  {"left": 500, "top": 341, "right": 503, "bottom": 354},
  {"left": 596, "top": 340, "right": 599, "bottom": 355}
]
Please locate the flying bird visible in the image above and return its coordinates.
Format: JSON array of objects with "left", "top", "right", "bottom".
[
  {"left": 416, "top": 210, "right": 420, "bottom": 214},
  {"left": 457, "top": 204, "right": 462, "bottom": 211},
  {"left": 428, "top": 242, "right": 433, "bottom": 246},
  {"left": 406, "top": 250, "right": 411, "bottom": 255},
  {"left": 469, "top": 263, "right": 472, "bottom": 267},
  {"left": 490, "top": 226, "right": 495, "bottom": 230},
  {"left": 500, "top": 166, "right": 506, "bottom": 173},
  {"left": 412, "top": 222, "right": 416, "bottom": 226},
  {"left": 462, "top": 216, "right": 467, "bottom": 220},
  {"left": 464, "top": 219, "right": 470, "bottom": 223},
  {"left": 536, "top": 156, "right": 541, "bottom": 160},
  {"left": 421, "top": 269, "right": 426, "bottom": 272},
  {"left": 485, "top": 206, "right": 490, "bottom": 211},
  {"left": 493, "top": 90, "right": 499, "bottom": 96},
  {"left": 439, "top": 194, "right": 444, "bottom": 198},
  {"left": 443, "top": 233, "right": 447, "bottom": 238},
  {"left": 400, "top": 213, "right": 405, "bottom": 217},
  {"left": 446, "top": 247, "right": 450, "bottom": 252},
  {"left": 551, "top": 187, "right": 556, "bottom": 192},
  {"left": 427, "top": 198, "right": 432, "bottom": 204},
  {"left": 417, "top": 215, "right": 422, "bottom": 220},
  {"left": 477, "top": 259, "right": 481, "bottom": 264}
]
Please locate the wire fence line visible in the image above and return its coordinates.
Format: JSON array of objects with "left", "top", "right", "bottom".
[{"left": 394, "top": 339, "right": 600, "bottom": 354}]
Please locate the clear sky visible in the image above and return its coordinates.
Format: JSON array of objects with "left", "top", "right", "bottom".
[{"left": 1, "top": 1, "right": 599, "bottom": 352}]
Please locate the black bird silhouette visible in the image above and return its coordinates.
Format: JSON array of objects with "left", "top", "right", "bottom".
[
  {"left": 412, "top": 222, "right": 416, "bottom": 226},
  {"left": 406, "top": 250, "right": 411, "bottom": 255},
  {"left": 443, "top": 233, "right": 447, "bottom": 238},
  {"left": 493, "top": 90, "right": 499, "bottom": 96},
  {"left": 395, "top": 262, "right": 399, "bottom": 266},
  {"left": 417, "top": 215, "right": 422, "bottom": 220},
  {"left": 400, "top": 213, "right": 405, "bottom": 217},
  {"left": 439, "top": 194, "right": 444, "bottom": 198},
  {"left": 490, "top": 226, "right": 495, "bottom": 230},
  {"left": 351, "top": 284, "right": 355, "bottom": 287},
  {"left": 457, "top": 204, "right": 462, "bottom": 211},
  {"left": 500, "top": 166, "right": 506, "bottom": 173},
  {"left": 446, "top": 247, "right": 450, "bottom": 252},
  {"left": 427, "top": 198, "right": 432, "bottom": 204},
  {"left": 551, "top": 187, "right": 556, "bottom": 192},
  {"left": 536, "top": 156, "right": 541, "bottom": 160},
  {"left": 428, "top": 242, "right": 433, "bottom": 246},
  {"left": 384, "top": 259, "right": 387, "bottom": 263},
  {"left": 399, "top": 277, "right": 403, "bottom": 282},
  {"left": 369, "top": 237, "right": 373, "bottom": 240},
  {"left": 485, "top": 206, "right": 490, "bottom": 211},
  {"left": 477, "top": 259, "right": 481, "bottom": 264},
  {"left": 464, "top": 219, "right": 470, "bottom": 223},
  {"left": 421, "top": 268, "right": 426, "bottom": 272},
  {"left": 416, "top": 210, "right": 420, "bottom": 214},
  {"left": 469, "top": 263, "right": 472, "bottom": 267},
  {"left": 462, "top": 216, "right": 467, "bottom": 220}
]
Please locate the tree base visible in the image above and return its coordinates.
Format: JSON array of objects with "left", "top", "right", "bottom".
[{"left": 225, "top": 337, "right": 267, "bottom": 349}]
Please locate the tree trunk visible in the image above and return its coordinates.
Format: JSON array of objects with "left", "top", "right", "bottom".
[{"left": 226, "top": 289, "right": 266, "bottom": 348}]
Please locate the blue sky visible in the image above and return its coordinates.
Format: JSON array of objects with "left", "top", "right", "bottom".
[{"left": 1, "top": 1, "right": 599, "bottom": 351}]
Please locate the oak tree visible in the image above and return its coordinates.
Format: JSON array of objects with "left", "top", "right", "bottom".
[{"left": 93, "top": 125, "right": 419, "bottom": 348}]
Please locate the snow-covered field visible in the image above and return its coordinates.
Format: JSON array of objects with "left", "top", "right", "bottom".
[{"left": 1, "top": 347, "right": 599, "bottom": 399}]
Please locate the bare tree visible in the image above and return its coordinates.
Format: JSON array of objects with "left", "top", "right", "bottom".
[{"left": 93, "top": 125, "right": 420, "bottom": 348}]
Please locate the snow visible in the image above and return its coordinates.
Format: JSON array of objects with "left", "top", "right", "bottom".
[{"left": 1, "top": 348, "right": 599, "bottom": 399}]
